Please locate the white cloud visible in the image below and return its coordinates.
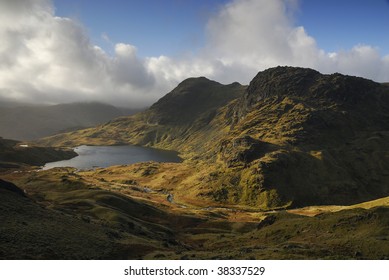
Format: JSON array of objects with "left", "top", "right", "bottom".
[
  {"left": 0, "top": 0, "right": 388, "bottom": 108},
  {"left": 149, "top": 0, "right": 389, "bottom": 85},
  {"left": 0, "top": 0, "right": 166, "bottom": 107},
  {"left": 206, "top": 0, "right": 296, "bottom": 65},
  {"left": 115, "top": 43, "right": 137, "bottom": 58},
  {"left": 328, "top": 45, "right": 389, "bottom": 81},
  {"left": 198, "top": 0, "right": 389, "bottom": 83}
]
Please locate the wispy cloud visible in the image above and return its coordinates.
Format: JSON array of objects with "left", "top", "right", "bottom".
[{"left": 0, "top": 0, "right": 388, "bottom": 108}]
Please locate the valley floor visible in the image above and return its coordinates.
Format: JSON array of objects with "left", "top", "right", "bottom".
[{"left": 1, "top": 163, "right": 388, "bottom": 260}]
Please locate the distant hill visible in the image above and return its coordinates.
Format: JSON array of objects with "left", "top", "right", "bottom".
[
  {"left": 38, "top": 67, "right": 389, "bottom": 209},
  {"left": 0, "top": 137, "right": 76, "bottom": 168},
  {"left": 0, "top": 102, "right": 141, "bottom": 140}
]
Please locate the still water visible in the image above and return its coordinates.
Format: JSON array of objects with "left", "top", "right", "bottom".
[{"left": 43, "top": 145, "right": 181, "bottom": 170}]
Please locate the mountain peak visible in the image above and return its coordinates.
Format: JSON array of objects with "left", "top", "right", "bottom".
[
  {"left": 180, "top": 76, "right": 213, "bottom": 83},
  {"left": 246, "top": 66, "right": 320, "bottom": 101},
  {"left": 241, "top": 66, "right": 380, "bottom": 112},
  {"left": 148, "top": 76, "right": 244, "bottom": 125},
  {"left": 172, "top": 76, "right": 220, "bottom": 93}
]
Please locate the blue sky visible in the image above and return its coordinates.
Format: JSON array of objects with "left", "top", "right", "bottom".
[
  {"left": 53, "top": 0, "right": 230, "bottom": 57},
  {"left": 297, "top": 0, "right": 389, "bottom": 55},
  {"left": 53, "top": 0, "right": 389, "bottom": 57},
  {"left": 1, "top": 0, "right": 389, "bottom": 107}
]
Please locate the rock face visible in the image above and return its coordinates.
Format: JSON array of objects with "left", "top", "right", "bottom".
[{"left": 38, "top": 67, "right": 389, "bottom": 209}]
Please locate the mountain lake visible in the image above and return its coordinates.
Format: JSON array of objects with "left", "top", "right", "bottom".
[{"left": 43, "top": 145, "right": 182, "bottom": 170}]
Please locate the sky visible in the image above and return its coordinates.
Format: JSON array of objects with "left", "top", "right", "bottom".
[{"left": 1, "top": 0, "right": 389, "bottom": 108}]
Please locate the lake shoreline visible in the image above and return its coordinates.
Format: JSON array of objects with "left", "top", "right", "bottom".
[{"left": 43, "top": 145, "right": 182, "bottom": 170}]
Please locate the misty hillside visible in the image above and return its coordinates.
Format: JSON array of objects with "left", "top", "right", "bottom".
[{"left": 0, "top": 102, "right": 141, "bottom": 140}]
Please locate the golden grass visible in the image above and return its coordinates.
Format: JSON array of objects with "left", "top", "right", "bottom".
[
  {"left": 288, "top": 196, "right": 389, "bottom": 217},
  {"left": 2, "top": 166, "right": 389, "bottom": 259}
]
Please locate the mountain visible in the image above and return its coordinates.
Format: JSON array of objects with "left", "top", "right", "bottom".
[
  {"left": 218, "top": 67, "right": 389, "bottom": 207},
  {"left": 38, "top": 67, "right": 389, "bottom": 209},
  {"left": 39, "top": 78, "right": 245, "bottom": 154},
  {"left": 0, "top": 102, "right": 141, "bottom": 140}
]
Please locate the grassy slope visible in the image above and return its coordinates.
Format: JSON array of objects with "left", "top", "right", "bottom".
[
  {"left": 288, "top": 196, "right": 389, "bottom": 217},
  {"left": 2, "top": 170, "right": 388, "bottom": 260},
  {"left": 0, "top": 174, "right": 190, "bottom": 259},
  {"left": 0, "top": 179, "right": 124, "bottom": 259}
]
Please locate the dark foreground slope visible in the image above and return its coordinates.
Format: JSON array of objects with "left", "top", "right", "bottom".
[
  {"left": 1, "top": 172, "right": 389, "bottom": 260},
  {"left": 0, "top": 179, "right": 115, "bottom": 259},
  {"left": 0, "top": 177, "right": 180, "bottom": 259},
  {"left": 39, "top": 67, "right": 389, "bottom": 209}
]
